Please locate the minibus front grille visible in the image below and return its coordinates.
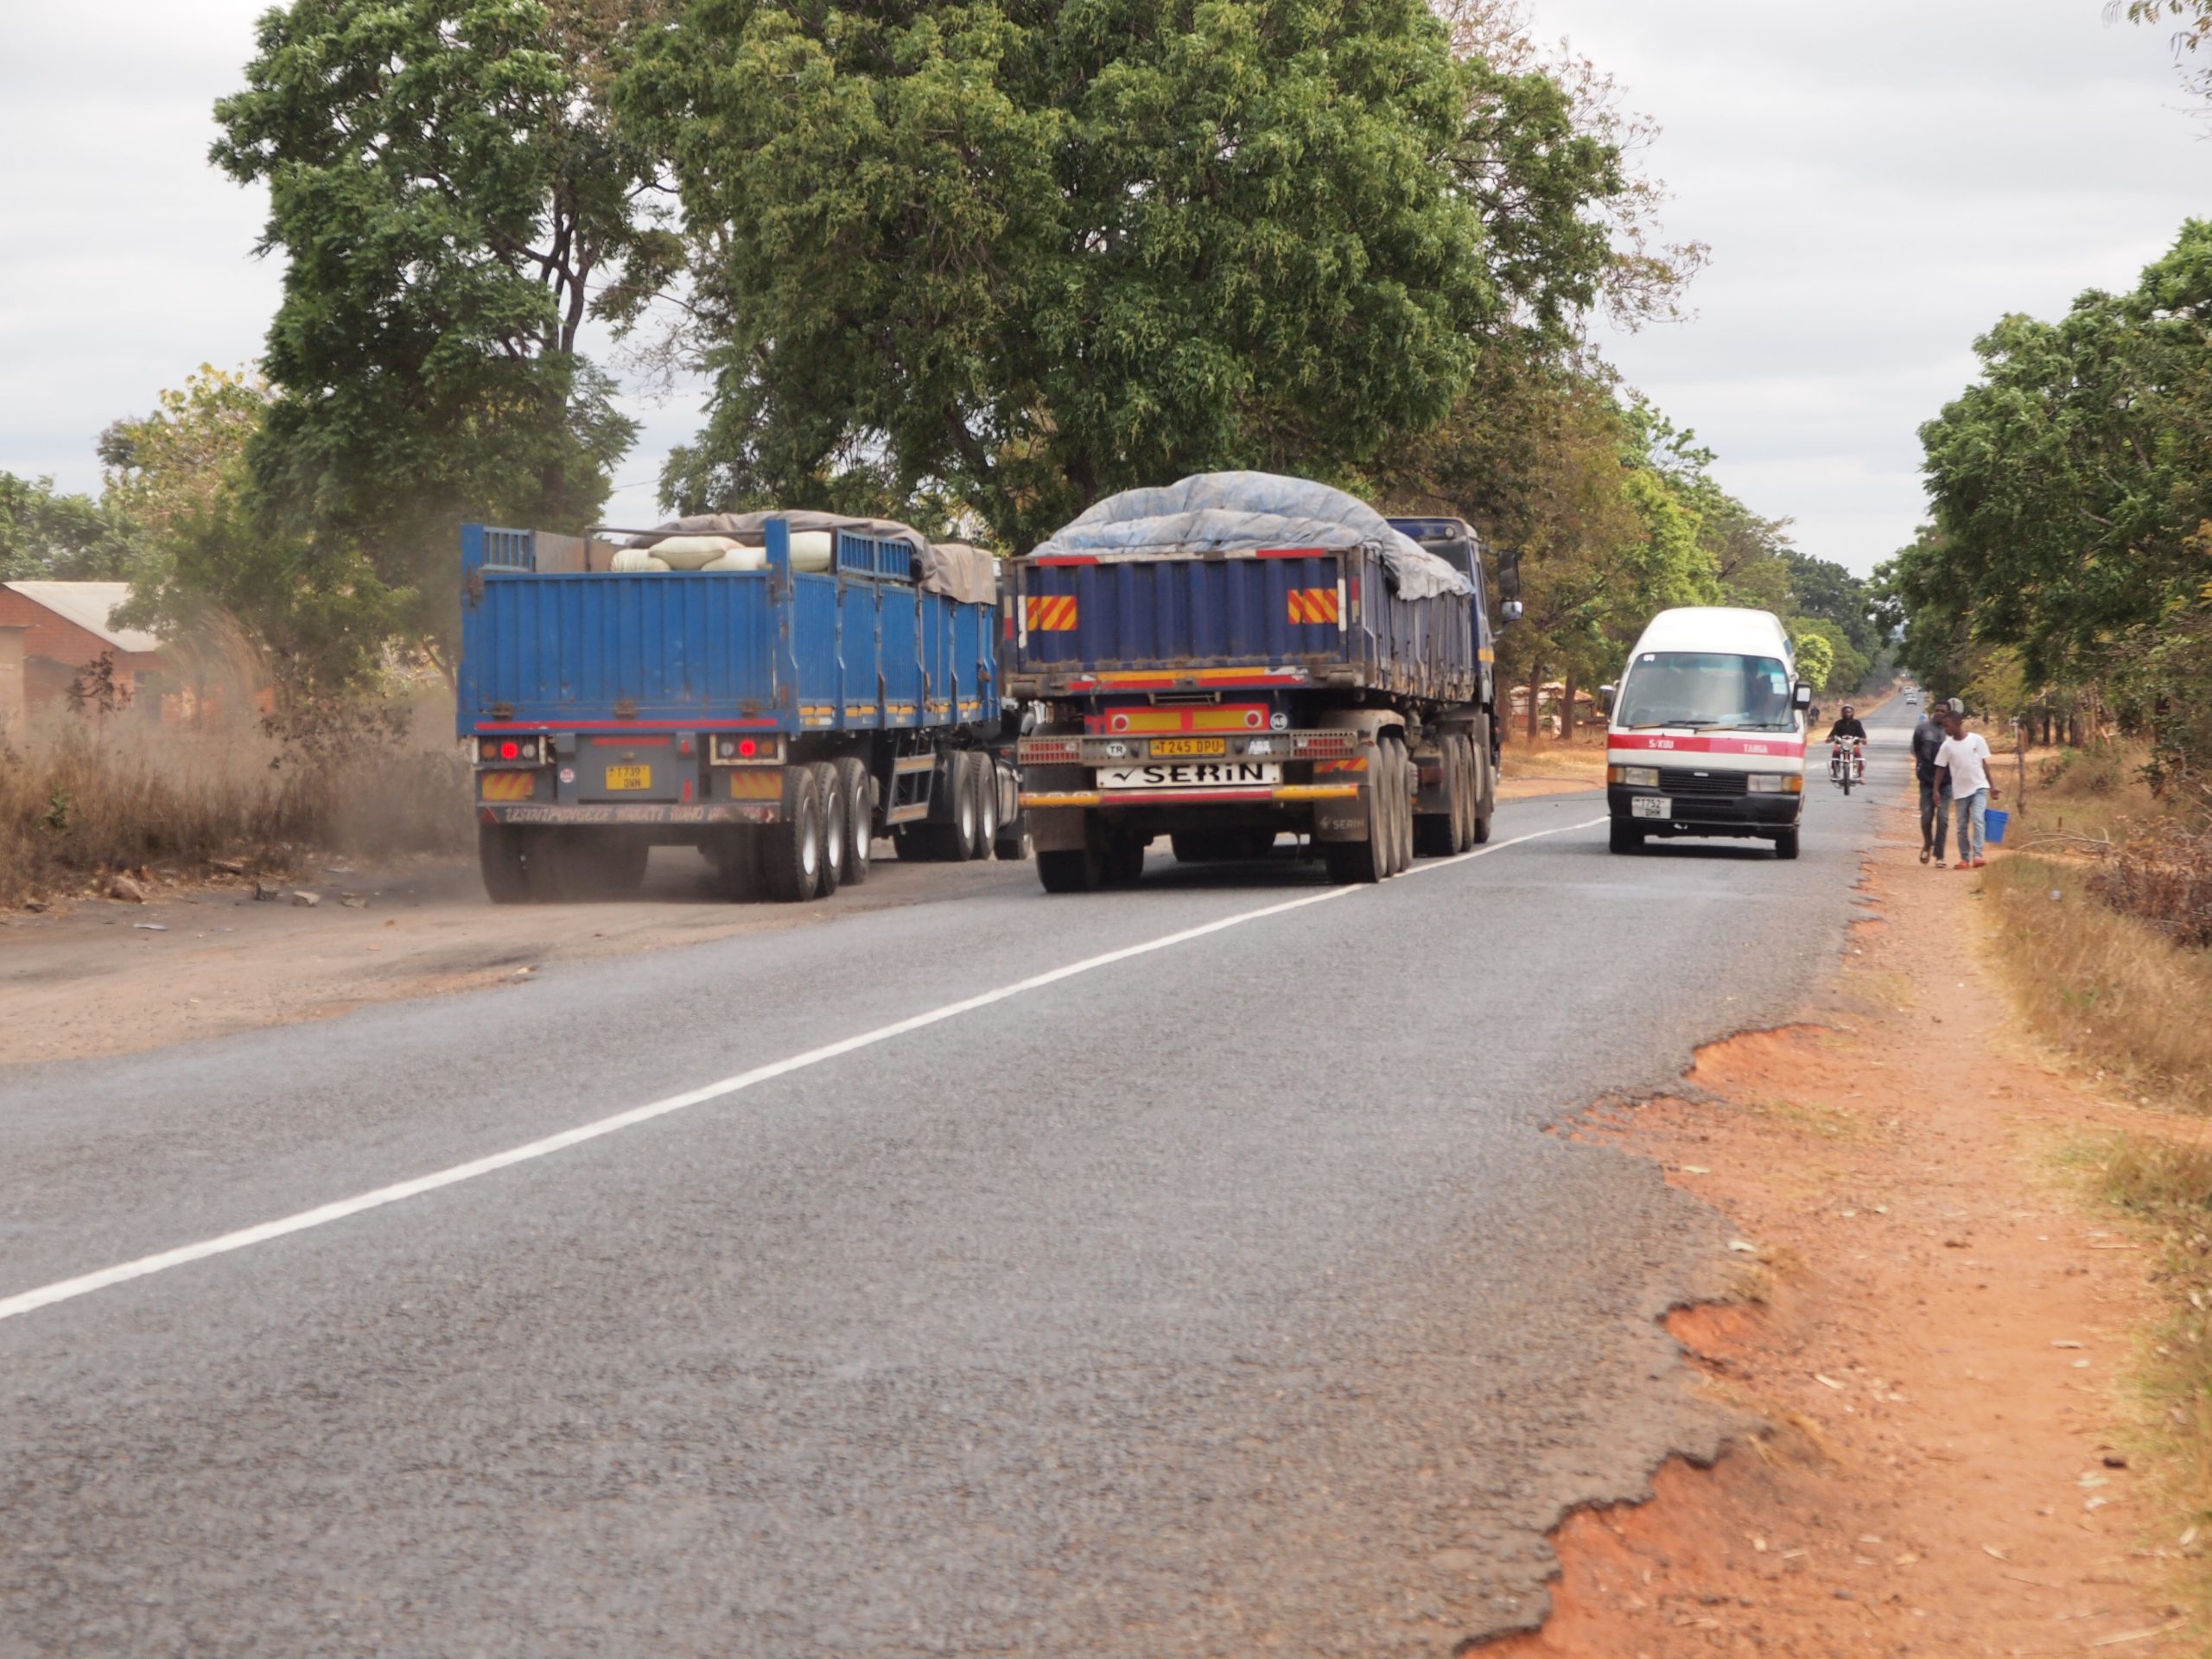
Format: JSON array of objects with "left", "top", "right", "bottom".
[{"left": 1657, "top": 768, "right": 1746, "bottom": 797}]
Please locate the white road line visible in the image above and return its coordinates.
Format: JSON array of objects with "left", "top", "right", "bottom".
[{"left": 0, "top": 814, "right": 1607, "bottom": 1325}]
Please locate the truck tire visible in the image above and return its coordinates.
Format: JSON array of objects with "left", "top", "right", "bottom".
[
  {"left": 993, "top": 806, "right": 1033, "bottom": 862},
  {"left": 708, "top": 830, "right": 764, "bottom": 901},
  {"left": 1103, "top": 831, "right": 1147, "bottom": 887},
  {"left": 1414, "top": 743, "right": 1458, "bottom": 859},
  {"left": 1608, "top": 818, "right": 1645, "bottom": 855},
  {"left": 1773, "top": 826, "right": 1801, "bottom": 860},
  {"left": 1323, "top": 745, "right": 1390, "bottom": 884},
  {"left": 1037, "top": 846, "right": 1102, "bottom": 893},
  {"left": 967, "top": 752, "right": 998, "bottom": 860},
  {"left": 479, "top": 823, "right": 534, "bottom": 904},
  {"left": 1382, "top": 734, "right": 1413, "bottom": 877},
  {"left": 835, "top": 756, "right": 873, "bottom": 885},
  {"left": 1171, "top": 831, "right": 1225, "bottom": 863},
  {"left": 1470, "top": 721, "right": 1496, "bottom": 845},
  {"left": 809, "top": 760, "right": 846, "bottom": 897},
  {"left": 762, "top": 769, "right": 826, "bottom": 901},
  {"left": 1446, "top": 736, "right": 1474, "bottom": 854},
  {"left": 593, "top": 833, "right": 651, "bottom": 898}
]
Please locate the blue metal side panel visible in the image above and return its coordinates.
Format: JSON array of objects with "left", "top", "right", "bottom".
[
  {"left": 791, "top": 573, "right": 841, "bottom": 729},
  {"left": 920, "top": 594, "right": 952, "bottom": 722},
  {"left": 839, "top": 582, "right": 882, "bottom": 727},
  {"left": 881, "top": 586, "right": 922, "bottom": 726}
]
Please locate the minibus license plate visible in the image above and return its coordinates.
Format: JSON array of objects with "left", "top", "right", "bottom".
[
  {"left": 1630, "top": 795, "right": 1669, "bottom": 819},
  {"left": 1099, "top": 762, "right": 1280, "bottom": 791},
  {"left": 605, "top": 765, "right": 653, "bottom": 791}
]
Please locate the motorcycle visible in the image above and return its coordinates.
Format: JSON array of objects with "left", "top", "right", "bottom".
[{"left": 1828, "top": 737, "right": 1866, "bottom": 795}]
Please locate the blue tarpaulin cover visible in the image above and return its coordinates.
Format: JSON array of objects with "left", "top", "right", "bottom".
[{"left": 1031, "top": 472, "right": 1471, "bottom": 601}]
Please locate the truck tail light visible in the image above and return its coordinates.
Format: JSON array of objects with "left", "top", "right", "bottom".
[
  {"left": 1018, "top": 737, "right": 1082, "bottom": 766},
  {"left": 1290, "top": 731, "right": 1360, "bottom": 760},
  {"left": 709, "top": 734, "right": 783, "bottom": 766},
  {"left": 476, "top": 735, "right": 544, "bottom": 766}
]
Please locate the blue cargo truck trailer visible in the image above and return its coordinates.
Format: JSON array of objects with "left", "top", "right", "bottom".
[
  {"left": 457, "top": 513, "right": 1023, "bottom": 903},
  {"left": 1006, "top": 474, "right": 1514, "bottom": 892}
]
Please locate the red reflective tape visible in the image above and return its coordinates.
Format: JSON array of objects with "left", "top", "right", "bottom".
[
  {"left": 475, "top": 720, "right": 779, "bottom": 733},
  {"left": 1254, "top": 547, "right": 1328, "bottom": 559},
  {"left": 1607, "top": 734, "right": 1806, "bottom": 758},
  {"left": 1032, "top": 555, "right": 1098, "bottom": 566},
  {"left": 589, "top": 734, "right": 673, "bottom": 747}
]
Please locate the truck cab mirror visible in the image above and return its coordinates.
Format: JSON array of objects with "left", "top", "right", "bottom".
[
  {"left": 1499, "top": 599, "right": 1524, "bottom": 626},
  {"left": 1793, "top": 681, "right": 1814, "bottom": 709},
  {"left": 1598, "top": 683, "right": 1615, "bottom": 716}
]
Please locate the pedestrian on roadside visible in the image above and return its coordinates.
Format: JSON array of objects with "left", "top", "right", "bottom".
[
  {"left": 1932, "top": 705, "right": 1997, "bottom": 869},
  {"left": 1911, "top": 703, "right": 1949, "bottom": 864}
]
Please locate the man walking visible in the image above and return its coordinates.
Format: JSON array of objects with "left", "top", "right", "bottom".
[
  {"left": 1933, "top": 704, "right": 1996, "bottom": 869},
  {"left": 1911, "top": 704, "right": 1948, "bottom": 864}
]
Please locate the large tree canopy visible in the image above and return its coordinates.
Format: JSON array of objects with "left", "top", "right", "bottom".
[
  {"left": 213, "top": 0, "right": 669, "bottom": 664},
  {"left": 620, "top": 0, "right": 1649, "bottom": 547}
]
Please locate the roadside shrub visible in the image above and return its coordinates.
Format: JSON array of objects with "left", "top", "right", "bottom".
[
  {"left": 2041, "top": 741, "right": 2132, "bottom": 798},
  {"left": 1983, "top": 855, "right": 2212, "bottom": 1112},
  {"left": 2088, "top": 823, "right": 2212, "bottom": 950}
]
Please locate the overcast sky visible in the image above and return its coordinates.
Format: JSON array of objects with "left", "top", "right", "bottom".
[{"left": 1, "top": 2, "right": 2204, "bottom": 572}]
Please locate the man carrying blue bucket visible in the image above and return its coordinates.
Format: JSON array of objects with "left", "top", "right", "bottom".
[{"left": 1933, "top": 702, "right": 1997, "bottom": 869}]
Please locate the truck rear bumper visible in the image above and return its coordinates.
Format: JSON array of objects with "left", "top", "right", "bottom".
[
  {"left": 1018, "top": 785, "right": 1358, "bottom": 809},
  {"left": 481, "top": 802, "right": 775, "bottom": 827}
]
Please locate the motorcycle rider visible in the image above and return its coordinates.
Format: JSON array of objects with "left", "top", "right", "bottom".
[{"left": 1824, "top": 704, "right": 1867, "bottom": 744}]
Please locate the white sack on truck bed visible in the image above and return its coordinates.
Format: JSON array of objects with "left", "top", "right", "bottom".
[
  {"left": 1030, "top": 472, "right": 1471, "bottom": 601},
  {"left": 629, "top": 512, "right": 995, "bottom": 601}
]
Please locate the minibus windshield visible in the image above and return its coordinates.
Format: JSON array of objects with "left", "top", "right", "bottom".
[{"left": 1616, "top": 652, "right": 1795, "bottom": 732}]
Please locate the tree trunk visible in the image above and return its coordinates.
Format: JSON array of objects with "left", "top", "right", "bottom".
[
  {"left": 1525, "top": 660, "right": 1542, "bottom": 745},
  {"left": 1561, "top": 669, "right": 1578, "bottom": 741}
]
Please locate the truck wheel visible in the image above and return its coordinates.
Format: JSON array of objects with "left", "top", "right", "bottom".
[
  {"left": 949, "top": 753, "right": 982, "bottom": 861},
  {"left": 1381, "top": 735, "right": 1412, "bottom": 877},
  {"left": 478, "top": 823, "right": 534, "bottom": 904},
  {"left": 1773, "top": 827, "right": 1801, "bottom": 861},
  {"left": 1470, "top": 727, "right": 1496, "bottom": 845},
  {"left": 1608, "top": 819, "right": 1645, "bottom": 855},
  {"left": 594, "top": 833, "right": 651, "bottom": 898},
  {"left": 1037, "top": 847, "right": 1102, "bottom": 893},
  {"left": 708, "top": 830, "right": 764, "bottom": 901},
  {"left": 1324, "top": 747, "right": 1390, "bottom": 884},
  {"left": 967, "top": 752, "right": 998, "bottom": 859},
  {"left": 993, "top": 809, "right": 1033, "bottom": 861},
  {"left": 762, "top": 770, "right": 825, "bottom": 901},
  {"left": 835, "top": 756, "right": 873, "bottom": 885},
  {"left": 1103, "top": 831, "right": 1147, "bottom": 887},
  {"left": 1414, "top": 743, "right": 1457, "bottom": 858},
  {"left": 809, "top": 761, "right": 846, "bottom": 897},
  {"left": 1171, "top": 831, "right": 1224, "bottom": 863}
]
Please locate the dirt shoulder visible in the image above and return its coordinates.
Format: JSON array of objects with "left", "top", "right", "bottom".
[
  {"left": 0, "top": 847, "right": 1014, "bottom": 1066},
  {"left": 1485, "top": 786, "right": 2195, "bottom": 1654}
]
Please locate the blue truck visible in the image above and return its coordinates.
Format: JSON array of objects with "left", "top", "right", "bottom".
[
  {"left": 456, "top": 513, "right": 1022, "bottom": 903},
  {"left": 1006, "top": 474, "right": 1516, "bottom": 891}
]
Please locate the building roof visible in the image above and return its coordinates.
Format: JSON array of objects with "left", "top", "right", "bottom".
[{"left": 1, "top": 582, "right": 163, "bottom": 654}]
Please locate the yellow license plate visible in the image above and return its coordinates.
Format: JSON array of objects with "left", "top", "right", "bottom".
[
  {"left": 604, "top": 765, "right": 653, "bottom": 791},
  {"left": 1152, "top": 737, "right": 1227, "bottom": 757}
]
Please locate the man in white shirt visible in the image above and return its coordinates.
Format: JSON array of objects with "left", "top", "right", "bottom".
[{"left": 1933, "top": 708, "right": 1996, "bottom": 868}]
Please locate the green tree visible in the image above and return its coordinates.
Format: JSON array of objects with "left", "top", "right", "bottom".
[
  {"left": 0, "top": 472, "right": 130, "bottom": 581},
  {"left": 623, "top": 0, "right": 1669, "bottom": 549},
  {"left": 213, "top": 0, "right": 669, "bottom": 668},
  {"left": 1786, "top": 624, "right": 1834, "bottom": 694}
]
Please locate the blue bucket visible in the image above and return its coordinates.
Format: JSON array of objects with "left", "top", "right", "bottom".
[{"left": 1984, "top": 807, "right": 2010, "bottom": 846}]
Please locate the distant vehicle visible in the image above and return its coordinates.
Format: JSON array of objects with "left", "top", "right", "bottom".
[
  {"left": 1006, "top": 474, "right": 1518, "bottom": 890},
  {"left": 1904, "top": 690, "right": 1921, "bottom": 704},
  {"left": 1599, "top": 607, "right": 1811, "bottom": 860},
  {"left": 456, "top": 516, "right": 1024, "bottom": 905}
]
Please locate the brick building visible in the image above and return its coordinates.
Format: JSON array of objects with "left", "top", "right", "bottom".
[{"left": 0, "top": 582, "right": 171, "bottom": 732}]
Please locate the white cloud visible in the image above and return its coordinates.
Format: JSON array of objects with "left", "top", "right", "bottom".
[{"left": 1535, "top": 0, "right": 2209, "bottom": 572}]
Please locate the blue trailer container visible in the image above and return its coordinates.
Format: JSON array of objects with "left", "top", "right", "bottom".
[
  {"left": 458, "top": 517, "right": 1020, "bottom": 904},
  {"left": 1005, "top": 476, "right": 1510, "bottom": 891}
]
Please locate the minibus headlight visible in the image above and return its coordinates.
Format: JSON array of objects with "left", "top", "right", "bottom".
[
  {"left": 1611, "top": 765, "right": 1660, "bottom": 788},
  {"left": 1746, "top": 772, "right": 1787, "bottom": 793}
]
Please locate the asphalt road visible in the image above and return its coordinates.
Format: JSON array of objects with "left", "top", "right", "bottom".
[{"left": 0, "top": 713, "right": 1911, "bottom": 1657}]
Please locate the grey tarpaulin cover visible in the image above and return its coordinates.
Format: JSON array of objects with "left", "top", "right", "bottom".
[
  {"left": 1029, "top": 472, "right": 1471, "bottom": 601},
  {"left": 630, "top": 512, "right": 998, "bottom": 605}
]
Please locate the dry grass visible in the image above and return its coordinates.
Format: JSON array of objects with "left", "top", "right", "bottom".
[
  {"left": 2011, "top": 740, "right": 2170, "bottom": 850},
  {"left": 2082, "top": 1132, "right": 2212, "bottom": 1612},
  {"left": 1985, "top": 854, "right": 2212, "bottom": 1113},
  {"left": 1499, "top": 730, "right": 1610, "bottom": 788},
  {"left": 0, "top": 707, "right": 470, "bottom": 907}
]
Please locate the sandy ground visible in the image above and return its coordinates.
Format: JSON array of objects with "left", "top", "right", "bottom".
[
  {"left": 1484, "top": 792, "right": 2194, "bottom": 1654},
  {"left": 1498, "top": 740, "right": 1608, "bottom": 801},
  {"left": 0, "top": 845, "right": 1014, "bottom": 1065}
]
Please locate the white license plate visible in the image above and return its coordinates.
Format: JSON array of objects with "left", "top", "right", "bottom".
[
  {"left": 1098, "top": 762, "right": 1281, "bottom": 791},
  {"left": 1630, "top": 795, "right": 1671, "bottom": 819}
]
